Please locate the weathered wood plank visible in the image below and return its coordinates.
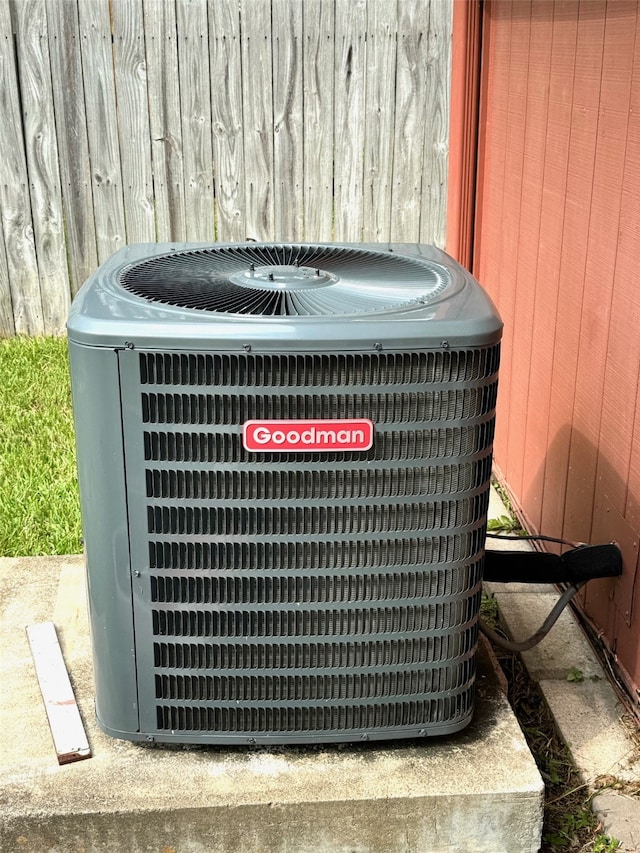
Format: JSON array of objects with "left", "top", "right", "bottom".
[
  {"left": 209, "top": 0, "right": 246, "bottom": 241},
  {"left": 240, "top": 0, "right": 274, "bottom": 241},
  {"left": 272, "top": 0, "right": 303, "bottom": 240},
  {"left": 419, "top": 0, "right": 452, "bottom": 248},
  {"left": 1, "top": 0, "right": 452, "bottom": 332},
  {"left": 144, "top": 0, "right": 187, "bottom": 242},
  {"left": 301, "top": 0, "right": 334, "bottom": 242},
  {"left": 0, "top": 219, "right": 14, "bottom": 336},
  {"left": 26, "top": 621, "right": 91, "bottom": 765},
  {"left": 15, "top": 0, "right": 70, "bottom": 333},
  {"left": 46, "top": 0, "right": 98, "bottom": 295},
  {"left": 334, "top": 0, "right": 367, "bottom": 242},
  {"left": 111, "top": 0, "right": 155, "bottom": 243},
  {"left": 0, "top": 0, "right": 43, "bottom": 334},
  {"left": 391, "top": 0, "right": 429, "bottom": 243},
  {"left": 176, "top": 0, "right": 214, "bottom": 241},
  {"left": 78, "top": 0, "right": 126, "bottom": 262},
  {"left": 363, "top": 0, "right": 397, "bottom": 242}
]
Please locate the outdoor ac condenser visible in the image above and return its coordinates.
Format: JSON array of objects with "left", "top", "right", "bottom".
[{"left": 67, "top": 242, "right": 502, "bottom": 745}]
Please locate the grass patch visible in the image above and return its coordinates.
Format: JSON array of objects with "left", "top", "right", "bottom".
[{"left": 0, "top": 336, "right": 82, "bottom": 556}]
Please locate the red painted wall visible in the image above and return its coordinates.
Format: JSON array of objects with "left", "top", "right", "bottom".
[{"left": 472, "top": 0, "right": 640, "bottom": 703}]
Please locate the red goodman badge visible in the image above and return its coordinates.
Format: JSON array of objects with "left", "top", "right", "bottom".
[{"left": 243, "top": 419, "right": 374, "bottom": 452}]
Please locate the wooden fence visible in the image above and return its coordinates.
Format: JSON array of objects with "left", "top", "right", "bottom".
[{"left": 0, "top": 0, "right": 451, "bottom": 336}]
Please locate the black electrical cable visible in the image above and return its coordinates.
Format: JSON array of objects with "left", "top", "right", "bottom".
[
  {"left": 486, "top": 532, "right": 579, "bottom": 548},
  {"left": 479, "top": 582, "right": 587, "bottom": 652}
]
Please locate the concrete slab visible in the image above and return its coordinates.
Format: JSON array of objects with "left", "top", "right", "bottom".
[
  {"left": 538, "top": 678, "right": 639, "bottom": 784},
  {"left": 1, "top": 555, "right": 543, "bottom": 853},
  {"left": 487, "top": 486, "right": 640, "bottom": 853},
  {"left": 488, "top": 590, "right": 606, "bottom": 682},
  {"left": 593, "top": 790, "right": 640, "bottom": 853}
]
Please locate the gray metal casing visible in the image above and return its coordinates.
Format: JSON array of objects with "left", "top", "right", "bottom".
[{"left": 68, "top": 242, "right": 502, "bottom": 745}]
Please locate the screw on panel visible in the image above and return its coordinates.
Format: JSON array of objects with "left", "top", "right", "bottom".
[
  {"left": 124, "top": 341, "right": 135, "bottom": 350},
  {"left": 440, "top": 340, "right": 450, "bottom": 349},
  {"left": 242, "top": 344, "right": 252, "bottom": 352},
  {"left": 133, "top": 570, "right": 140, "bottom": 578},
  {"left": 373, "top": 342, "right": 383, "bottom": 352}
]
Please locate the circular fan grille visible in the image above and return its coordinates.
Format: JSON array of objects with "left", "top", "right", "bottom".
[{"left": 118, "top": 244, "right": 450, "bottom": 316}]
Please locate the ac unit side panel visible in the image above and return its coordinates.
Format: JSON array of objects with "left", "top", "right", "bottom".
[
  {"left": 68, "top": 343, "right": 139, "bottom": 735},
  {"left": 115, "top": 344, "right": 499, "bottom": 744}
]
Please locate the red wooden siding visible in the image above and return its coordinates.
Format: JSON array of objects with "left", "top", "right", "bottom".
[{"left": 473, "top": 0, "right": 640, "bottom": 703}]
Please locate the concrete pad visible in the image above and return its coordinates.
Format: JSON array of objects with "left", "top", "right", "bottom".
[
  {"left": 487, "top": 589, "right": 605, "bottom": 681},
  {"left": 486, "top": 484, "right": 640, "bottom": 853},
  {"left": 485, "top": 582, "right": 551, "bottom": 595},
  {"left": 539, "top": 678, "right": 639, "bottom": 784},
  {"left": 593, "top": 790, "right": 640, "bottom": 853},
  {"left": 1, "top": 555, "right": 544, "bottom": 853}
]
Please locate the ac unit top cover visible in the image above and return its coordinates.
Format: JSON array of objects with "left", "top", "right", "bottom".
[{"left": 67, "top": 242, "right": 502, "bottom": 350}]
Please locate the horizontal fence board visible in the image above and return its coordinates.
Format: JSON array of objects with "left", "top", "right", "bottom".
[{"left": 0, "top": 0, "right": 451, "bottom": 335}]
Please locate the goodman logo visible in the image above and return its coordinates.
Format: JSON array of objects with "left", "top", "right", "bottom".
[{"left": 243, "top": 419, "right": 374, "bottom": 452}]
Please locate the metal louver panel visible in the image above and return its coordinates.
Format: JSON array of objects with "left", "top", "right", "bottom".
[{"left": 118, "top": 345, "right": 499, "bottom": 744}]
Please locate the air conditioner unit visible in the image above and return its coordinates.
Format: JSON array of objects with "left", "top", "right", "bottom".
[{"left": 67, "top": 242, "right": 502, "bottom": 746}]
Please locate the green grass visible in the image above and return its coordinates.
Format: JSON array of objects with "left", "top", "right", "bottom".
[{"left": 0, "top": 336, "right": 82, "bottom": 556}]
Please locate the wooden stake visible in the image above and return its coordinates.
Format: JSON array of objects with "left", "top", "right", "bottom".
[{"left": 26, "top": 621, "right": 91, "bottom": 765}]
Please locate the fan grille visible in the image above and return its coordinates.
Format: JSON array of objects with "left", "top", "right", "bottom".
[{"left": 118, "top": 244, "right": 450, "bottom": 316}]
